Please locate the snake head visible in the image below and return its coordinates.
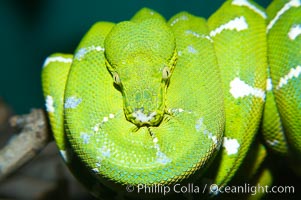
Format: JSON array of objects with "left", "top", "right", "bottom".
[{"left": 104, "top": 19, "right": 177, "bottom": 127}]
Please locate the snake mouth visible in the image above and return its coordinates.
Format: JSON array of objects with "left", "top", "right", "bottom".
[{"left": 126, "top": 109, "right": 164, "bottom": 127}]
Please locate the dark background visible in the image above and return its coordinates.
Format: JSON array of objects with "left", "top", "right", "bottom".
[{"left": 0, "top": 0, "right": 271, "bottom": 114}]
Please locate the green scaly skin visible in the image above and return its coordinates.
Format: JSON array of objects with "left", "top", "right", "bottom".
[
  {"left": 262, "top": 0, "right": 301, "bottom": 160},
  {"left": 41, "top": 0, "right": 301, "bottom": 198}
]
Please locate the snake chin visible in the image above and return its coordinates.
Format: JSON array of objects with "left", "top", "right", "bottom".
[{"left": 127, "top": 109, "right": 163, "bottom": 127}]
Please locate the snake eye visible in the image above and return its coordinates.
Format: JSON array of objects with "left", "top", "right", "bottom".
[
  {"left": 113, "top": 72, "right": 121, "bottom": 85},
  {"left": 162, "top": 66, "right": 171, "bottom": 80}
]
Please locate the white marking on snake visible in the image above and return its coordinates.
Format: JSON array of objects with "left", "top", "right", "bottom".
[
  {"left": 156, "top": 150, "right": 171, "bottom": 164},
  {"left": 195, "top": 118, "right": 203, "bottom": 132},
  {"left": 195, "top": 118, "right": 218, "bottom": 145},
  {"left": 132, "top": 110, "right": 156, "bottom": 123},
  {"left": 266, "top": 78, "right": 273, "bottom": 91},
  {"left": 45, "top": 95, "right": 55, "bottom": 113},
  {"left": 288, "top": 24, "right": 301, "bottom": 40},
  {"left": 232, "top": 0, "right": 267, "bottom": 19},
  {"left": 43, "top": 56, "right": 72, "bottom": 68},
  {"left": 92, "top": 168, "right": 99, "bottom": 173},
  {"left": 59, "top": 150, "right": 68, "bottom": 162},
  {"left": 186, "top": 30, "right": 201, "bottom": 38},
  {"left": 187, "top": 45, "right": 198, "bottom": 54},
  {"left": 75, "top": 45, "right": 105, "bottom": 60},
  {"left": 210, "top": 16, "right": 248, "bottom": 37},
  {"left": 211, "top": 136, "right": 218, "bottom": 146},
  {"left": 99, "top": 146, "right": 111, "bottom": 158},
  {"left": 267, "top": 139, "right": 279, "bottom": 146},
  {"left": 170, "top": 15, "right": 188, "bottom": 26},
  {"left": 152, "top": 135, "right": 171, "bottom": 164},
  {"left": 267, "top": 0, "right": 301, "bottom": 33},
  {"left": 93, "top": 124, "right": 99, "bottom": 132},
  {"left": 96, "top": 149, "right": 108, "bottom": 162},
  {"left": 64, "top": 96, "right": 82, "bottom": 109},
  {"left": 230, "top": 77, "right": 265, "bottom": 100},
  {"left": 168, "top": 108, "right": 187, "bottom": 115},
  {"left": 185, "top": 30, "right": 213, "bottom": 42},
  {"left": 276, "top": 65, "right": 301, "bottom": 89},
  {"left": 80, "top": 132, "right": 91, "bottom": 144},
  {"left": 223, "top": 137, "right": 240, "bottom": 155},
  {"left": 103, "top": 117, "right": 108, "bottom": 122},
  {"left": 93, "top": 113, "right": 117, "bottom": 131}
]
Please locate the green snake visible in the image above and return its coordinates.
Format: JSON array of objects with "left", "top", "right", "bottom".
[{"left": 41, "top": 0, "right": 301, "bottom": 197}]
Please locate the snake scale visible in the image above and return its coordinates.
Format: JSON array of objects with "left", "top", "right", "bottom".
[{"left": 42, "top": 0, "right": 301, "bottom": 198}]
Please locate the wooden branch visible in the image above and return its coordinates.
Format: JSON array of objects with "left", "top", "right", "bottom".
[{"left": 0, "top": 109, "right": 51, "bottom": 181}]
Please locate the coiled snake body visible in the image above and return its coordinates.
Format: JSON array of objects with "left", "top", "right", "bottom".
[{"left": 42, "top": 0, "right": 301, "bottom": 197}]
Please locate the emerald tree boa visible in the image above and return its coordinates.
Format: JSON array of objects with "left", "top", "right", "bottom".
[{"left": 42, "top": 0, "right": 301, "bottom": 198}]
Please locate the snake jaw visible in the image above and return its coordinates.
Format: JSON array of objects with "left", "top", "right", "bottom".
[{"left": 127, "top": 109, "right": 163, "bottom": 126}]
